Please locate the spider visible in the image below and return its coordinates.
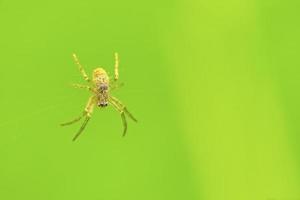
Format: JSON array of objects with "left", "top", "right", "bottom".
[{"left": 61, "top": 53, "right": 137, "bottom": 141}]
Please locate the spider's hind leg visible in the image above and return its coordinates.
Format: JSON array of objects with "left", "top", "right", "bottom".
[
  {"left": 114, "top": 52, "right": 119, "bottom": 81},
  {"left": 72, "top": 53, "right": 91, "bottom": 83}
]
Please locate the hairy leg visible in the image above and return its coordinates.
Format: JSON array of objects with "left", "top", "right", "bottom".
[
  {"left": 109, "top": 96, "right": 137, "bottom": 122},
  {"left": 72, "top": 117, "right": 90, "bottom": 141},
  {"left": 109, "top": 99, "right": 128, "bottom": 136},
  {"left": 71, "top": 83, "right": 93, "bottom": 92},
  {"left": 72, "top": 96, "right": 95, "bottom": 141},
  {"left": 72, "top": 53, "right": 90, "bottom": 82},
  {"left": 114, "top": 52, "right": 119, "bottom": 81},
  {"left": 61, "top": 96, "right": 96, "bottom": 141},
  {"left": 109, "top": 82, "right": 124, "bottom": 91},
  {"left": 61, "top": 111, "right": 86, "bottom": 126}
]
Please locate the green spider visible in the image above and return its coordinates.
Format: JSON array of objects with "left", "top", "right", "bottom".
[{"left": 61, "top": 53, "right": 137, "bottom": 141}]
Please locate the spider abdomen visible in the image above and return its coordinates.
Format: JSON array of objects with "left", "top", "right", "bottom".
[{"left": 93, "top": 68, "right": 109, "bottom": 85}]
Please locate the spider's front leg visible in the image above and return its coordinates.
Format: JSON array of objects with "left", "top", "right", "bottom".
[
  {"left": 109, "top": 96, "right": 137, "bottom": 137},
  {"left": 109, "top": 98, "right": 127, "bottom": 136},
  {"left": 61, "top": 96, "right": 96, "bottom": 141},
  {"left": 110, "top": 96, "right": 137, "bottom": 122},
  {"left": 60, "top": 111, "right": 86, "bottom": 126},
  {"left": 72, "top": 96, "right": 96, "bottom": 141}
]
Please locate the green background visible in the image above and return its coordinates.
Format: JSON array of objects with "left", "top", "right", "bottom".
[{"left": 0, "top": 0, "right": 299, "bottom": 200}]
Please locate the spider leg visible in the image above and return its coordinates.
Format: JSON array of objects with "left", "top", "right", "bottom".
[
  {"left": 61, "top": 96, "right": 96, "bottom": 140},
  {"left": 72, "top": 116, "right": 91, "bottom": 141},
  {"left": 61, "top": 96, "right": 95, "bottom": 126},
  {"left": 71, "top": 83, "right": 93, "bottom": 92},
  {"left": 114, "top": 52, "right": 119, "bottom": 81},
  {"left": 72, "top": 53, "right": 91, "bottom": 82},
  {"left": 120, "top": 112, "right": 127, "bottom": 137},
  {"left": 109, "top": 99, "right": 128, "bottom": 136},
  {"left": 123, "top": 107, "right": 137, "bottom": 122},
  {"left": 109, "top": 96, "right": 137, "bottom": 122},
  {"left": 109, "top": 82, "right": 124, "bottom": 91},
  {"left": 60, "top": 111, "right": 86, "bottom": 126},
  {"left": 72, "top": 96, "right": 95, "bottom": 141}
]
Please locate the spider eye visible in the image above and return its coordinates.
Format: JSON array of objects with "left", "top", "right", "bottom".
[{"left": 98, "top": 102, "right": 108, "bottom": 107}]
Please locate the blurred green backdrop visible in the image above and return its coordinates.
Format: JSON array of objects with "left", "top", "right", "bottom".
[{"left": 0, "top": 0, "right": 299, "bottom": 200}]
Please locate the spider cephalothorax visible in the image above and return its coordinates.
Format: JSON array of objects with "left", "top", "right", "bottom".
[
  {"left": 97, "top": 86, "right": 109, "bottom": 107},
  {"left": 61, "top": 53, "right": 137, "bottom": 141}
]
